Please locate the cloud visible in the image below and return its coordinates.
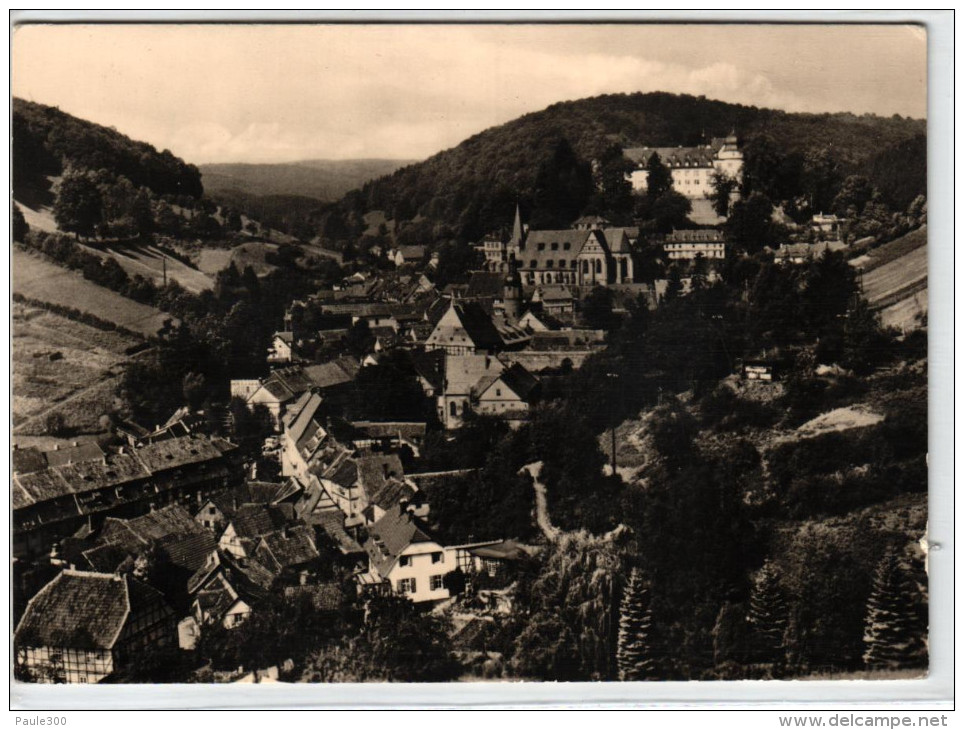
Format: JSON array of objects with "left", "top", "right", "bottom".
[{"left": 13, "top": 24, "right": 925, "bottom": 164}]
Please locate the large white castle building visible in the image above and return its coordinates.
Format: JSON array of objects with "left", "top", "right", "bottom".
[{"left": 624, "top": 133, "right": 744, "bottom": 199}]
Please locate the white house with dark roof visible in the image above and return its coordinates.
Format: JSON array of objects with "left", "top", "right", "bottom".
[
  {"left": 268, "top": 331, "right": 294, "bottom": 364},
  {"left": 624, "top": 133, "right": 744, "bottom": 198},
  {"left": 15, "top": 570, "right": 175, "bottom": 683},
  {"left": 663, "top": 229, "right": 727, "bottom": 260},
  {"left": 360, "top": 505, "right": 524, "bottom": 604},
  {"left": 280, "top": 390, "right": 328, "bottom": 479}
]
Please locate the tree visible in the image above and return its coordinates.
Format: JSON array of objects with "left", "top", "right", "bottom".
[
  {"left": 581, "top": 286, "right": 616, "bottom": 330},
  {"left": 746, "top": 561, "right": 789, "bottom": 666},
  {"left": 645, "top": 152, "right": 673, "bottom": 201},
  {"left": 510, "top": 532, "right": 622, "bottom": 680},
  {"left": 54, "top": 172, "right": 102, "bottom": 239},
  {"left": 832, "top": 175, "right": 875, "bottom": 218},
  {"left": 617, "top": 568, "right": 657, "bottom": 680},
  {"left": 13, "top": 204, "right": 29, "bottom": 242},
  {"left": 131, "top": 189, "right": 154, "bottom": 237},
  {"left": 307, "top": 595, "right": 459, "bottom": 682},
  {"left": 862, "top": 549, "right": 927, "bottom": 670},
  {"left": 44, "top": 412, "right": 67, "bottom": 436},
  {"left": 724, "top": 192, "right": 777, "bottom": 254},
  {"left": 708, "top": 171, "right": 737, "bottom": 217},
  {"left": 529, "top": 137, "right": 594, "bottom": 229},
  {"left": 590, "top": 143, "right": 635, "bottom": 223},
  {"left": 182, "top": 372, "right": 207, "bottom": 412},
  {"left": 650, "top": 191, "right": 692, "bottom": 233}
]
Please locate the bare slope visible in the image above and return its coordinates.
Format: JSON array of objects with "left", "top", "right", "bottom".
[{"left": 13, "top": 247, "right": 174, "bottom": 337}]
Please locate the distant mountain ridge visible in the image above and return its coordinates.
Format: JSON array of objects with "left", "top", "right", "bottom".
[{"left": 200, "top": 158, "right": 419, "bottom": 201}]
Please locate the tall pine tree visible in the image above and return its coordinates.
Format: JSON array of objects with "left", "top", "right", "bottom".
[
  {"left": 746, "top": 560, "right": 788, "bottom": 665},
  {"left": 617, "top": 568, "right": 656, "bottom": 680},
  {"left": 863, "top": 549, "right": 926, "bottom": 670}
]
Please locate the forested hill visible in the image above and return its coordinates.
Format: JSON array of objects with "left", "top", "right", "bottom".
[
  {"left": 337, "top": 91, "right": 926, "bottom": 242},
  {"left": 12, "top": 98, "right": 203, "bottom": 202},
  {"left": 200, "top": 159, "right": 419, "bottom": 201}
]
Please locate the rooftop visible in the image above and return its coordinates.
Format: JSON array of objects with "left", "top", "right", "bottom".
[{"left": 15, "top": 571, "right": 169, "bottom": 651}]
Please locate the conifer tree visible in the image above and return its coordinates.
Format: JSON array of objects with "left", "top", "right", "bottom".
[
  {"left": 747, "top": 560, "right": 788, "bottom": 664},
  {"left": 617, "top": 568, "right": 656, "bottom": 680},
  {"left": 863, "top": 549, "right": 926, "bottom": 670}
]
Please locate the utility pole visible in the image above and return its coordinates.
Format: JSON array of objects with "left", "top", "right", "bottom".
[{"left": 606, "top": 372, "right": 619, "bottom": 475}]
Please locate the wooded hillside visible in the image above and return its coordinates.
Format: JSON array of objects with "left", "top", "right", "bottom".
[{"left": 338, "top": 91, "right": 925, "bottom": 241}]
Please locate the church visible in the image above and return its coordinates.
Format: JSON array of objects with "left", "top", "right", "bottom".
[{"left": 485, "top": 206, "right": 636, "bottom": 287}]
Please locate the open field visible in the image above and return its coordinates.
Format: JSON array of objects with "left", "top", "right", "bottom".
[
  {"left": 81, "top": 242, "right": 215, "bottom": 294},
  {"left": 197, "top": 241, "right": 280, "bottom": 277},
  {"left": 12, "top": 304, "right": 135, "bottom": 436},
  {"left": 13, "top": 247, "right": 174, "bottom": 337}
]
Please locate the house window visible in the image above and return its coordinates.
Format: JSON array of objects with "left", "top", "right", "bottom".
[
  {"left": 537, "top": 243, "right": 545, "bottom": 251},
  {"left": 546, "top": 260, "right": 554, "bottom": 268},
  {"left": 496, "top": 388, "right": 501, "bottom": 397},
  {"left": 430, "top": 575, "right": 445, "bottom": 591},
  {"left": 449, "top": 402, "right": 457, "bottom": 418},
  {"left": 431, "top": 551, "right": 444, "bottom": 564},
  {"left": 551, "top": 242, "right": 558, "bottom": 251},
  {"left": 563, "top": 242, "right": 571, "bottom": 250},
  {"left": 399, "top": 555, "right": 412, "bottom": 568},
  {"left": 397, "top": 577, "right": 416, "bottom": 594}
]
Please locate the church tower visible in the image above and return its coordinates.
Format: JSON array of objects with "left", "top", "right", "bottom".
[{"left": 503, "top": 255, "right": 523, "bottom": 324}]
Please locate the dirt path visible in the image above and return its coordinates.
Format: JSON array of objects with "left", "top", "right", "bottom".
[{"left": 521, "top": 461, "right": 560, "bottom": 541}]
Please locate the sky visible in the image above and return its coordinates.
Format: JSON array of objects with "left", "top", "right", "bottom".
[{"left": 13, "top": 23, "right": 927, "bottom": 165}]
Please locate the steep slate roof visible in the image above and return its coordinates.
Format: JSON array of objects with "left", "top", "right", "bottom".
[
  {"left": 350, "top": 421, "right": 427, "bottom": 442},
  {"left": 12, "top": 446, "right": 48, "bottom": 474},
  {"left": 493, "top": 364, "right": 540, "bottom": 403},
  {"left": 42, "top": 442, "right": 106, "bottom": 469},
  {"left": 357, "top": 453, "right": 405, "bottom": 494},
  {"left": 624, "top": 145, "right": 718, "bottom": 168},
  {"left": 160, "top": 532, "right": 219, "bottom": 572},
  {"left": 364, "top": 505, "right": 437, "bottom": 577},
  {"left": 283, "top": 391, "right": 328, "bottom": 463},
  {"left": 518, "top": 229, "right": 591, "bottom": 271},
  {"left": 316, "top": 511, "right": 364, "bottom": 555},
  {"left": 13, "top": 435, "right": 236, "bottom": 514},
  {"left": 134, "top": 436, "right": 227, "bottom": 473},
  {"left": 82, "top": 543, "right": 136, "bottom": 574},
  {"left": 396, "top": 245, "right": 426, "bottom": 261},
  {"left": 15, "top": 571, "right": 168, "bottom": 650},
  {"left": 303, "top": 357, "right": 359, "bottom": 390},
  {"left": 408, "top": 348, "right": 445, "bottom": 391},
  {"left": 464, "top": 271, "right": 505, "bottom": 300},
  {"left": 283, "top": 582, "right": 345, "bottom": 612},
  {"left": 451, "top": 300, "right": 504, "bottom": 351},
  {"left": 665, "top": 228, "right": 725, "bottom": 243},
  {"left": 101, "top": 504, "right": 207, "bottom": 548},
  {"left": 227, "top": 504, "right": 293, "bottom": 540},
  {"left": 367, "top": 477, "right": 418, "bottom": 512},
  {"left": 256, "top": 525, "right": 320, "bottom": 572},
  {"left": 604, "top": 228, "right": 634, "bottom": 254}
]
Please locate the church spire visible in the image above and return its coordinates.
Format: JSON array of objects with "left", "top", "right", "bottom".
[{"left": 511, "top": 203, "right": 524, "bottom": 245}]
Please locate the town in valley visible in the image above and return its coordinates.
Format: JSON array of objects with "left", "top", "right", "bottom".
[{"left": 11, "top": 24, "right": 929, "bottom": 686}]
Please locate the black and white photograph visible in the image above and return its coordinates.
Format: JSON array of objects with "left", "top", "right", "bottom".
[{"left": 8, "top": 14, "right": 949, "bottom": 710}]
